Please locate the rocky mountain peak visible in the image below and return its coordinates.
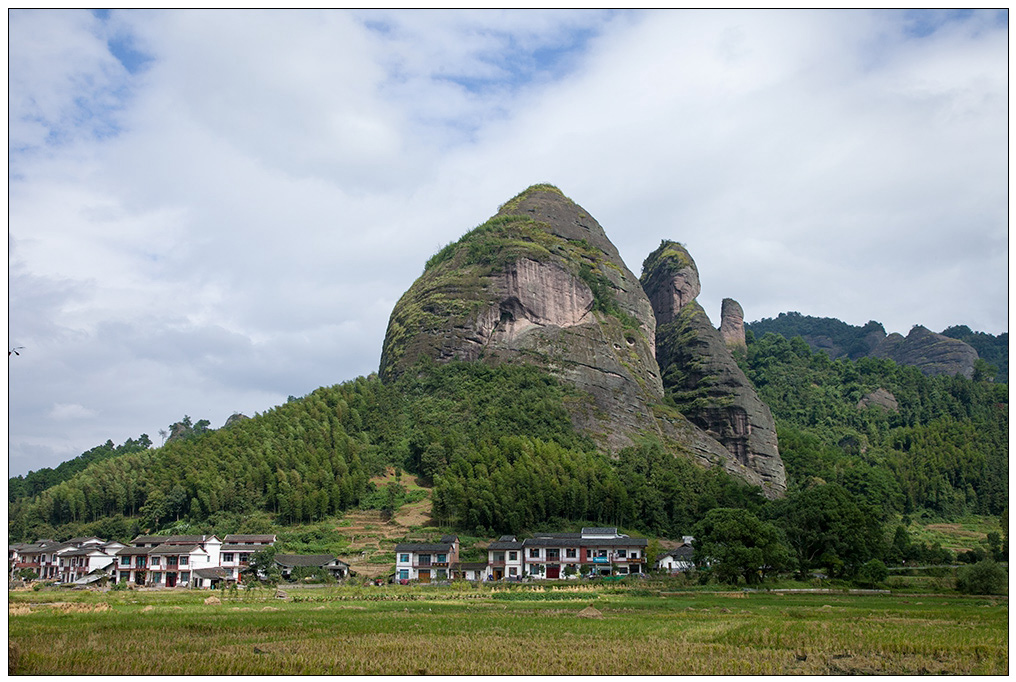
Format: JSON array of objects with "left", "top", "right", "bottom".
[
  {"left": 871, "top": 325, "right": 979, "bottom": 378},
  {"left": 640, "top": 240, "right": 701, "bottom": 326},
  {"left": 379, "top": 185, "right": 786, "bottom": 498},
  {"left": 642, "top": 246, "right": 786, "bottom": 498},
  {"left": 719, "top": 298, "right": 746, "bottom": 350},
  {"left": 379, "top": 184, "right": 662, "bottom": 451}
]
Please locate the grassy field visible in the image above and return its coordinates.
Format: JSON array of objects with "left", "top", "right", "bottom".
[{"left": 9, "top": 585, "right": 1007, "bottom": 675}]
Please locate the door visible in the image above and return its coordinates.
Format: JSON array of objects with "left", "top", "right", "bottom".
[
  {"left": 166, "top": 573, "right": 177, "bottom": 587},
  {"left": 418, "top": 569, "right": 431, "bottom": 583},
  {"left": 547, "top": 565, "right": 560, "bottom": 579},
  {"left": 493, "top": 569, "right": 503, "bottom": 581}
]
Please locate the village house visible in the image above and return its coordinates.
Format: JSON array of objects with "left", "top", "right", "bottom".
[
  {"left": 486, "top": 535, "right": 525, "bottom": 581},
  {"left": 114, "top": 535, "right": 223, "bottom": 587},
  {"left": 219, "top": 534, "right": 276, "bottom": 582},
  {"left": 395, "top": 528, "right": 648, "bottom": 584},
  {"left": 274, "top": 554, "right": 349, "bottom": 581},
  {"left": 524, "top": 528, "right": 648, "bottom": 579},
  {"left": 57, "top": 543, "right": 122, "bottom": 584},
  {"left": 10, "top": 540, "right": 55, "bottom": 579},
  {"left": 394, "top": 535, "right": 459, "bottom": 583},
  {"left": 656, "top": 544, "right": 695, "bottom": 574},
  {"left": 452, "top": 561, "right": 489, "bottom": 581}
]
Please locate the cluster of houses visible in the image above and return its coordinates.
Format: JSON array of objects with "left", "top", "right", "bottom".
[
  {"left": 395, "top": 528, "right": 696, "bottom": 583},
  {"left": 9, "top": 534, "right": 349, "bottom": 588},
  {"left": 10, "top": 528, "right": 697, "bottom": 588}
]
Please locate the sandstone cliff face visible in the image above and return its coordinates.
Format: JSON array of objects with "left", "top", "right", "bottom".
[
  {"left": 719, "top": 298, "right": 746, "bottom": 350},
  {"left": 640, "top": 241, "right": 700, "bottom": 326},
  {"left": 642, "top": 241, "right": 786, "bottom": 497},
  {"left": 379, "top": 186, "right": 786, "bottom": 497},
  {"left": 379, "top": 185, "right": 663, "bottom": 451},
  {"left": 871, "top": 325, "right": 979, "bottom": 378}
]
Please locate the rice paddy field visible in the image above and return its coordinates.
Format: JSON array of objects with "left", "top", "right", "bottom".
[{"left": 8, "top": 584, "right": 1007, "bottom": 675}]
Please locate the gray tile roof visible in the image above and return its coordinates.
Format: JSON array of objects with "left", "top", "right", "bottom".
[
  {"left": 394, "top": 542, "right": 455, "bottom": 552},
  {"left": 221, "top": 544, "right": 269, "bottom": 552},
  {"left": 523, "top": 537, "right": 647, "bottom": 548},
  {"left": 222, "top": 534, "right": 276, "bottom": 543},
  {"left": 131, "top": 535, "right": 167, "bottom": 545},
  {"left": 488, "top": 540, "right": 524, "bottom": 550},
  {"left": 582, "top": 527, "right": 620, "bottom": 536},
  {"left": 274, "top": 554, "right": 347, "bottom": 568},
  {"left": 455, "top": 562, "right": 489, "bottom": 571},
  {"left": 148, "top": 544, "right": 204, "bottom": 555}
]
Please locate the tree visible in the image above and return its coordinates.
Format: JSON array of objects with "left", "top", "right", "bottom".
[
  {"left": 771, "top": 484, "right": 884, "bottom": 578},
  {"left": 857, "top": 559, "right": 888, "bottom": 588},
  {"left": 956, "top": 560, "right": 1007, "bottom": 595},
  {"left": 692, "top": 508, "right": 794, "bottom": 585},
  {"left": 245, "top": 546, "right": 281, "bottom": 585}
]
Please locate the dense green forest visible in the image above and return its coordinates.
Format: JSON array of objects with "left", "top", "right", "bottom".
[
  {"left": 742, "top": 331, "right": 1008, "bottom": 518},
  {"left": 8, "top": 435, "right": 152, "bottom": 503},
  {"left": 747, "top": 312, "right": 888, "bottom": 360},
  {"left": 8, "top": 330, "right": 1007, "bottom": 578},
  {"left": 746, "top": 312, "right": 1008, "bottom": 384}
]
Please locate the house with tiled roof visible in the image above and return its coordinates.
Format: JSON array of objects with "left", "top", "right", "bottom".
[
  {"left": 274, "top": 554, "right": 349, "bottom": 580},
  {"left": 394, "top": 535, "right": 459, "bottom": 583},
  {"left": 115, "top": 535, "right": 222, "bottom": 587},
  {"left": 220, "top": 534, "right": 276, "bottom": 582},
  {"left": 486, "top": 535, "right": 524, "bottom": 581},
  {"left": 656, "top": 543, "right": 695, "bottom": 574},
  {"left": 57, "top": 545, "right": 119, "bottom": 584},
  {"left": 522, "top": 528, "right": 647, "bottom": 579}
]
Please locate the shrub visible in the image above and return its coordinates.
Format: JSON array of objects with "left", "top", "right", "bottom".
[
  {"left": 857, "top": 559, "right": 889, "bottom": 588},
  {"left": 956, "top": 560, "right": 1007, "bottom": 595}
]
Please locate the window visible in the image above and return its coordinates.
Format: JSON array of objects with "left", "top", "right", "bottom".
[
  {"left": 566, "top": 548, "right": 577, "bottom": 559},
  {"left": 509, "top": 567, "right": 518, "bottom": 577},
  {"left": 180, "top": 556, "right": 189, "bottom": 566},
  {"left": 630, "top": 550, "right": 639, "bottom": 559},
  {"left": 399, "top": 554, "right": 410, "bottom": 563},
  {"left": 419, "top": 554, "right": 431, "bottom": 566},
  {"left": 436, "top": 554, "right": 447, "bottom": 563},
  {"left": 529, "top": 548, "right": 540, "bottom": 559},
  {"left": 436, "top": 569, "right": 447, "bottom": 579},
  {"left": 508, "top": 551, "right": 517, "bottom": 561},
  {"left": 121, "top": 557, "right": 130, "bottom": 566},
  {"left": 223, "top": 553, "right": 234, "bottom": 563},
  {"left": 617, "top": 550, "right": 627, "bottom": 559},
  {"left": 151, "top": 556, "right": 161, "bottom": 566},
  {"left": 399, "top": 569, "right": 409, "bottom": 580}
]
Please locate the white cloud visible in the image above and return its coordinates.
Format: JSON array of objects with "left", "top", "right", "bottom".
[
  {"left": 8, "top": 9, "right": 1007, "bottom": 475},
  {"left": 49, "top": 403, "right": 99, "bottom": 420}
]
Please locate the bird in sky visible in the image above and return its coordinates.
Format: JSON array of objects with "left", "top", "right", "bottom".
[{"left": 9, "top": 347, "right": 25, "bottom": 356}]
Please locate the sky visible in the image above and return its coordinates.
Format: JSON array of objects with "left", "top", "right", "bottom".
[{"left": 8, "top": 9, "right": 1009, "bottom": 476}]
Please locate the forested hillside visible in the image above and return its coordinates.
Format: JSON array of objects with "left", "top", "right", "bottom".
[
  {"left": 8, "top": 436, "right": 152, "bottom": 503},
  {"left": 743, "top": 332, "right": 1008, "bottom": 517},
  {"left": 8, "top": 361, "right": 763, "bottom": 543},
  {"left": 9, "top": 330, "right": 1007, "bottom": 578},
  {"left": 942, "top": 324, "right": 1009, "bottom": 382},
  {"left": 746, "top": 312, "right": 1007, "bottom": 383}
]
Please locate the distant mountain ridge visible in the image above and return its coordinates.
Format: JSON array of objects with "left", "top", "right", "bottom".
[{"left": 746, "top": 312, "right": 1006, "bottom": 383}]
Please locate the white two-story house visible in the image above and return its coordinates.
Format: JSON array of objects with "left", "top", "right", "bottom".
[
  {"left": 486, "top": 535, "right": 525, "bottom": 581},
  {"left": 395, "top": 536, "right": 459, "bottom": 583}
]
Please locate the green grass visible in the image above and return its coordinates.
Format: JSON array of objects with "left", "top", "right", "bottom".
[{"left": 9, "top": 585, "right": 1007, "bottom": 675}]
